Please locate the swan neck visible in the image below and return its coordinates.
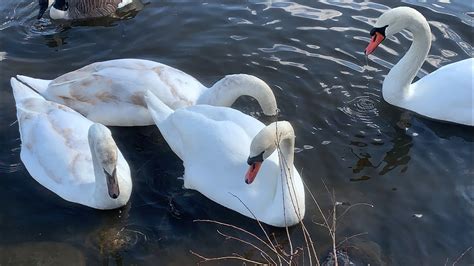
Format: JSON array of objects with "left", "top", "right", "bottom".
[
  {"left": 275, "top": 127, "right": 303, "bottom": 224},
  {"left": 383, "top": 17, "right": 431, "bottom": 103},
  {"left": 279, "top": 138, "right": 295, "bottom": 178},
  {"left": 89, "top": 141, "right": 109, "bottom": 201},
  {"left": 267, "top": 123, "right": 295, "bottom": 185},
  {"left": 197, "top": 74, "right": 277, "bottom": 116}
]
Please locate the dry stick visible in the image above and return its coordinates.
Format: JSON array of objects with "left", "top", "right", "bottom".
[
  {"left": 189, "top": 250, "right": 266, "bottom": 265},
  {"left": 307, "top": 177, "right": 339, "bottom": 266},
  {"left": 336, "top": 202, "right": 374, "bottom": 222},
  {"left": 336, "top": 232, "right": 369, "bottom": 248},
  {"left": 273, "top": 124, "right": 295, "bottom": 265},
  {"left": 302, "top": 179, "right": 332, "bottom": 231},
  {"left": 452, "top": 246, "right": 472, "bottom": 266},
  {"left": 282, "top": 163, "right": 319, "bottom": 265},
  {"left": 260, "top": 251, "right": 273, "bottom": 265},
  {"left": 275, "top": 137, "right": 295, "bottom": 265},
  {"left": 228, "top": 194, "right": 289, "bottom": 265},
  {"left": 274, "top": 107, "right": 316, "bottom": 265},
  {"left": 275, "top": 129, "right": 319, "bottom": 266},
  {"left": 216, "top": 229, "right": 277, "bottom": 265},
  {"left": 444, "top": 257, "right": 450, "bottom": 266},
  {"left": 302, "top": 178, "right": 334, "bottom": 263},
  {"left": 277, "top": 157, "right": 312, "bottom": 265},
  {"left": 337, "top": 202, "right": 374, "bottom": 225},
  {"left": 194, "top": 219, "right": 289, "bottom": 265}
]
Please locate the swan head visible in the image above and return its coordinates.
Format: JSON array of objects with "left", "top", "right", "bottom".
[
  {"left": 245, "top": 121, "right": 294, "bottom": 184},
  {"left": 365, "top": 7, "right": 423, "bottom": 55},
  {"left": 88, "top": 123, "right": 120, "bottom": 199}
]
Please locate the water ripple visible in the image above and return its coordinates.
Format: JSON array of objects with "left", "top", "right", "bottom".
[
  {"left": 259, "top": 43, "right": 366, "bottom": 72},
  {"left": 0, "top": 161, "right": 23, "bottom": 173},
  {"left": 338, "top": 94, "right": 381, "bottom": 128},
  {"left": 266, "top": 2, "right": 342, "bottom": 21}
]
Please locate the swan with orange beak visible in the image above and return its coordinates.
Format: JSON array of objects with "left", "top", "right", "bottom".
[
  {"left": 145, "top": 90, "right": 305, "bottom": 227},
  {"left": 363, "top": 6, "right": 473, "bottom": 126}
]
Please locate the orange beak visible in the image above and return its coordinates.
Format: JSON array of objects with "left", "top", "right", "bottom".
[
  {"left": 365, "top": 32, "right": 385, "bottom": 55},
  {"left": 245, "top": 162, "right": 262, "bottom": 184}
]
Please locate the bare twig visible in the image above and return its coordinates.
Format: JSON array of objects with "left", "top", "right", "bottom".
[
  {"left": 452, "top": 246, "right": 472, "bottom": 266},
  {"left": 336, "top": 203, "right": 374, "bottom": 222},
  {"left": 194, "top": 219, "right": 289, "bottom": 265},
  {"left": 228, "top": 193, "right": 285, "bottom": 265},
  {"left": 189, "top": 249, "right": 266, "bottom": 265},
  {"left": 216, "top": 229, "right": 276, "bottom": 265},
  {"left": 336, "top": 232, "right": 369, "bottom": 248}
]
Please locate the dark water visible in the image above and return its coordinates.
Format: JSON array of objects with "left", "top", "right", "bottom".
[{"left": 0, "top": 0, "right": 473, "bottom": 265}]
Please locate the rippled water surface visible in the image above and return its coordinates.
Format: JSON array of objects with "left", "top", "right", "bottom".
[{"left": 0, "top": 0, "right": 473, "bottom": 265}]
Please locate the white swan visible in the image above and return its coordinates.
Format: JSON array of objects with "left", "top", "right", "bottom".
[
  {"left": 17, "top": 59, "right": 277, "bottom": 126},
  {"left": 37, "top": 0, "right": 137, "bottom": 20},
  {"left": 11, "top": 77, "right": 132, "bottom": 209},
  {"left": 365, "top": 6, "right": 474, "bottom": 126},
  {"left": 144, "top": 91, "right": 305, "bottom": 227}
]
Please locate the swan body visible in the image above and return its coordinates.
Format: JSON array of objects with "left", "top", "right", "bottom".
[
  {"left": 38, "top": 0, "right": 136, "bottom": 20},
  {"left": 365, "top": 7, "right": 474, "bottom": 126},
  {"left": 17, "top": 59, "right": 277, "bottom": 126},
  {"left": 144, "top": 91, "right": 305, "bottom": 227},
  {"left": 11, "top": 77, "right": 132, "bottom": 209}
]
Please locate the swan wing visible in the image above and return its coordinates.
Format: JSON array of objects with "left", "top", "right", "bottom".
[
  {"left": 159, "top": 105, "right": 264, "bottom": 161},
  {"left": 15, "top": 88, "right": 95, "bottom": 202},
  {"left": 43, "top": 59, "right": 206, "bottom": 126},
  {"left": 410, "top": 58, "right": 474, "bottom": 125}
]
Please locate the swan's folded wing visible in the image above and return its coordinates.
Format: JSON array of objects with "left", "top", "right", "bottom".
[
  {"left": 47, "top": 59, "right": 205, "bottom": 112},
  {"left": 186, "top": 105, "right": 265, "bottom": 137},
  {"left": 411, "top": 58, "right": 474, "bottom": 125},
  {"left": 160, "top": 105, "right": 265, "bottom": 162},
  {"left": 17, "top": 98, "right": 94, "bottom": 190}
]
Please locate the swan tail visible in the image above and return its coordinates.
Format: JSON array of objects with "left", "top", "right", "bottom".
[
  {"left": 144, "top": 90, "right": 173, "bottom": 124},
  {"left": 10, "top": 77, "right": 44, "bottom": 102},
  {"left": 16, "top": 75, "right": 51, "bottom": 95}
]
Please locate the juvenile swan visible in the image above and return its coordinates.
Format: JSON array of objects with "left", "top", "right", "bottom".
[
  {"left": 11, "top": 78, "right": 132, "bottom": 209},
  {"left": 145, "top": 91, "right": 305, "bottom": 227},
  {"left": 365, "top": 6, "right": 474, "bottom": 126},
  {"left": 17, "top": 59, "right": 277, "bottom": 126}
]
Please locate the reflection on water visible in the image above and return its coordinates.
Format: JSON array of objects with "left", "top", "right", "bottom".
[
  {"left": 0, "top": 0, "right": 473, "bottom": 265},
  {"left": 349, "top": 125, "right": 413, "bottom": 181}
]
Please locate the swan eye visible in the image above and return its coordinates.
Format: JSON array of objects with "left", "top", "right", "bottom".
[
  {"left": 247, "top": 151, "right": 264, "bottom": 165},
  {"left": 370, "top": 25, "right": 388, "bottom": 38},
  {"left": 370, "top": 28, "right": 376, "bottom": 36}
]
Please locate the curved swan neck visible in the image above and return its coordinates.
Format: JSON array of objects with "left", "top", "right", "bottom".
[
  {"left": 88, "top": 124, "right": 119, "bottom": 202},
  {"left": 89, "top": 140, "right": 109, "bottom": 200},
  {"left": 383, "top": 9, "right": 431, "bottom": 103},
  {"left": 275, "top": 123, "right": 296, "bottom": 175},
  {"left": 269, "top": 122, "right": 300, "bottom": 220},
  {"left": 197, "top": 74, "right": 278, "bottom": 116},
  {"left": 255, "top": 121, "right": 295, "bottom": 178}
]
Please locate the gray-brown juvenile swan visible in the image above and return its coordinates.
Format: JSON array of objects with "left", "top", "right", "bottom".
[
  {"left": 11, "top": 77, "right": 132, "bottom": 209},
  {"left": 17, "top": 59, "right": 277, "bottom": 126}
]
